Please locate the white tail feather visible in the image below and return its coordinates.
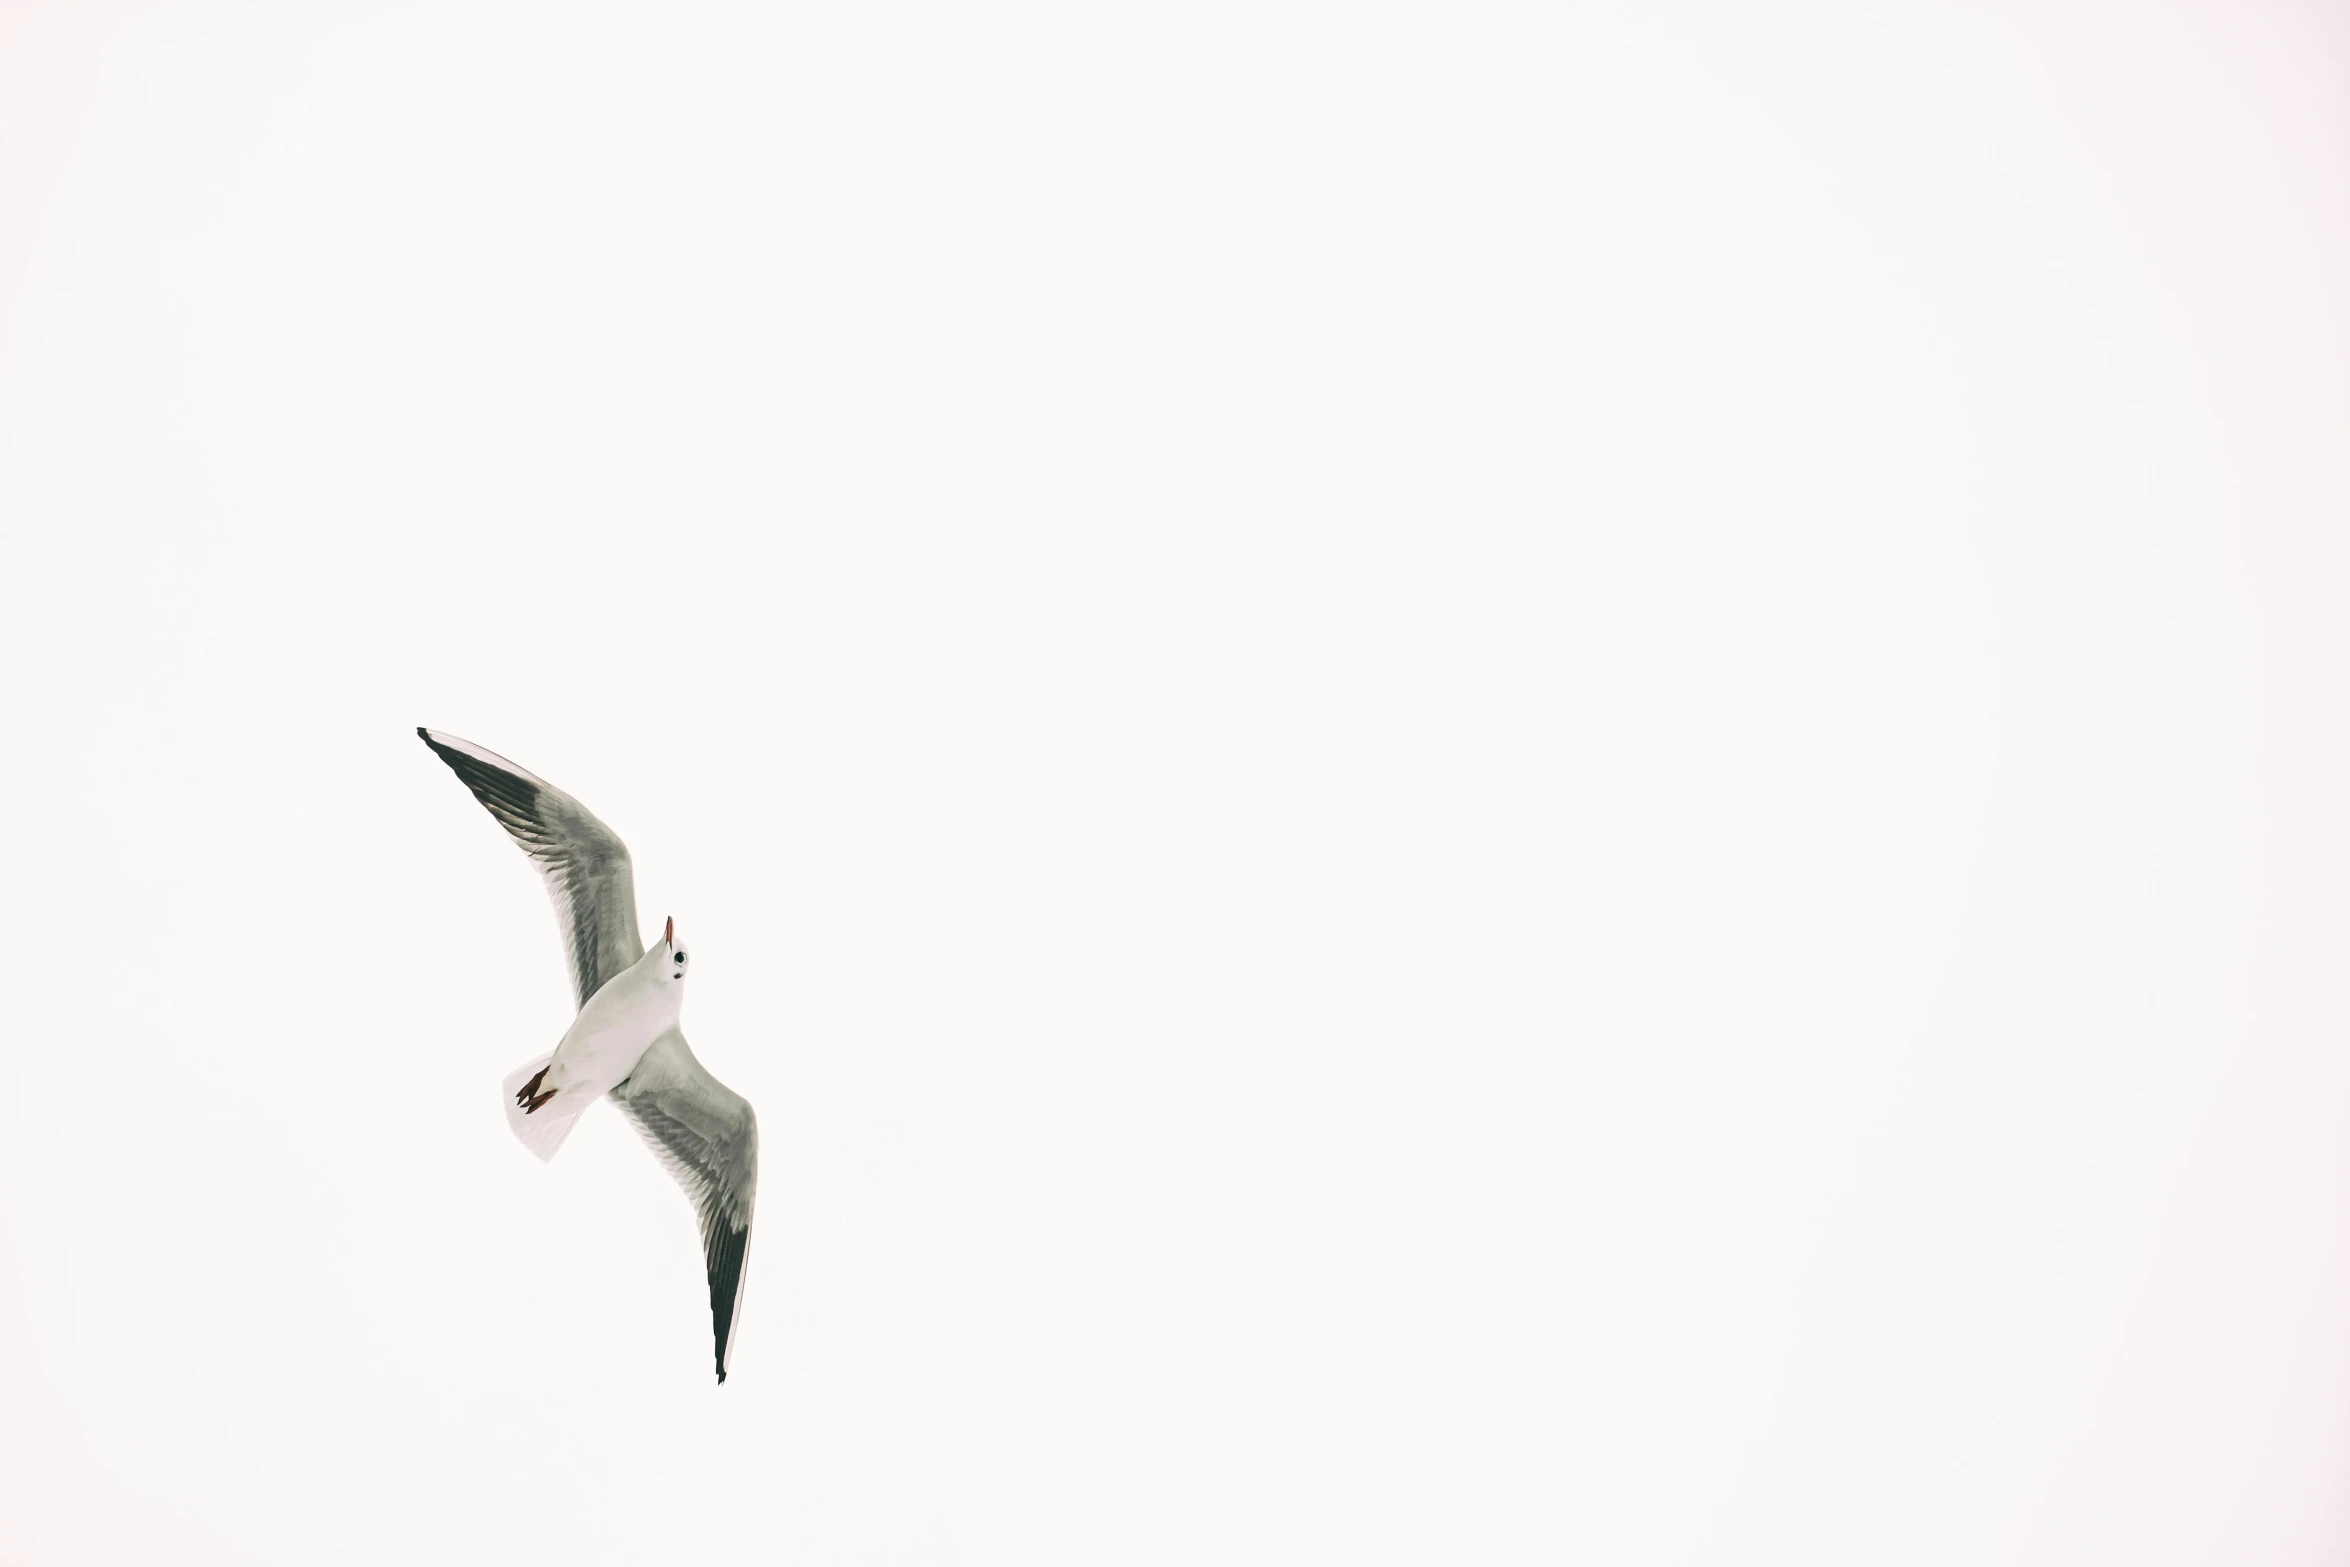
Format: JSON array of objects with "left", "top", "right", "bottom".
[{"left": 502, "top": 1052, "right": 591, "bottom": 1162}]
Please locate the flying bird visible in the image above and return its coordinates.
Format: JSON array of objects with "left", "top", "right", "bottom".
[{"left": 417, "top": 727, "right": 757, "bottom": 1383}]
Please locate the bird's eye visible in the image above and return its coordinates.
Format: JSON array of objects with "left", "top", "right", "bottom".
[{"left": 675, "top": 952, "right": 686, "bottom": 964}]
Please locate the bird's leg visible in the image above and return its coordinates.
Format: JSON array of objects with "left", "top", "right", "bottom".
[{"left": 516, "top": 1067, "right": 548, "bottom": 1107}]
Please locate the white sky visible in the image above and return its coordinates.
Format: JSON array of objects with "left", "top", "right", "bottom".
[{"left": 1, "top": 1, "right": 2346, "bottom": 1561}]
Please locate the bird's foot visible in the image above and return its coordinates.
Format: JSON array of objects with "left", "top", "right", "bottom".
[
  {"left": 515, "top": 1068, "right": 548, "bottom": 1107},
  {"left": 523, "top": 1087, "right": 559, "bottom": 1115}
]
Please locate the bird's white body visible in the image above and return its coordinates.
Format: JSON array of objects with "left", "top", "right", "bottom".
[
  {"left": 538, "top": 942, "right": 683, "bottom": 1109},
  {"left": 499, "top": 929, "right": 691, "bottom": 1162}
]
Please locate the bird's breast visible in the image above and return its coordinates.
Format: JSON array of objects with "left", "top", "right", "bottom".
[{"left": 551, "top": 976, "right": 675, "bottom": 1093}]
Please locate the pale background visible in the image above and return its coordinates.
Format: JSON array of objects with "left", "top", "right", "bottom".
[{"left": 1, "top": 1, "right": 2346, "bottom": 1561}]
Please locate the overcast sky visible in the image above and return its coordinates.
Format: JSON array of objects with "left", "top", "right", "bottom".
[{"left": 1, "top": 1, "right": 2346, "bottom": 1562}]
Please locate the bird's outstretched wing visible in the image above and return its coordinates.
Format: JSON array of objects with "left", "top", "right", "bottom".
[
  {"left": 611, "top": 1028, "right": 759, "bottom": 1383},
  {"left": 417, "top": 727, "right": 644, "bottom": 1012}
]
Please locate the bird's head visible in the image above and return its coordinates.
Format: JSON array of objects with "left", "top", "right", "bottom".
[{"left": 660, "top": 915, "right": 689, "bottom": 984}]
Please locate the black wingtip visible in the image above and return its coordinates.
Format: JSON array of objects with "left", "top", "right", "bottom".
[
  {"left": 716, "top": 1368, "right": 728, "bottom": 1385},
  {"left": 417, "top": 726, "right": 430, "bottom": 739}
]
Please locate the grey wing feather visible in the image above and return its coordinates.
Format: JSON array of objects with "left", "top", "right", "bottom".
[
  {"left": 417, "top": 728, "right": 643, "bottom": 1011},
  {"left": 610, "top": 1028, "right": 759, "bottom": 1383}
]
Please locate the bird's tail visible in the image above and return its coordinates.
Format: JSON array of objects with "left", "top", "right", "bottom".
[{"left": 502, "top": 1052, "right": 590, "bottom": 1162}]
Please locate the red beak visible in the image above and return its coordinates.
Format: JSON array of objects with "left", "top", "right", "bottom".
[{"left": 664, "top": 915, "right": 674, "bottom": 947}]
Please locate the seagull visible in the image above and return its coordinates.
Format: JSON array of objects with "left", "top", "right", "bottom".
[{"left": 417, "top": 727, "right": 757, "bottom": 1384}]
